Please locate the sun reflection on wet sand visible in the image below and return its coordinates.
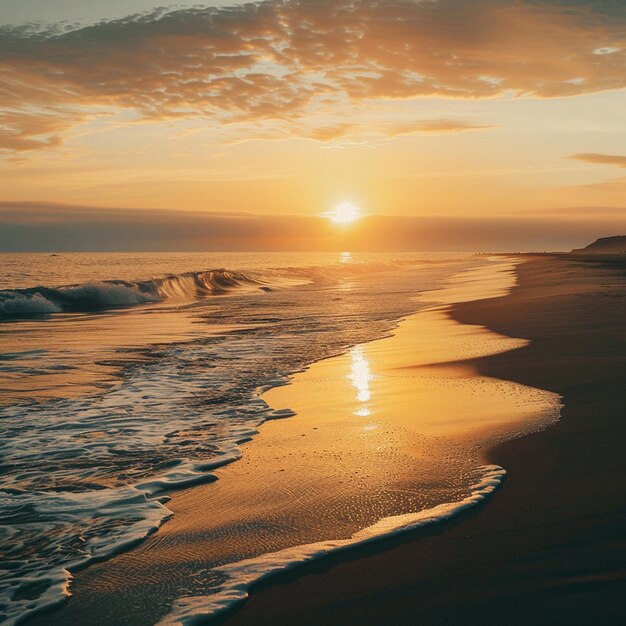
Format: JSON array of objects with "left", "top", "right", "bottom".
[
  {"left": 265, "top": 262, "right": 558, "bottom": 441},
  {"left": 348, "top": 346, "right": 374, "bottom": 416}
]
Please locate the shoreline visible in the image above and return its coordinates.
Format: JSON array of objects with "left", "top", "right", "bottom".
[
  {"left": 27, "top": 258, "right": 559, "bottom": 626},
  {"left": 158, "top": 259, "right": 559, "bottom": 624},
  {"left": 9, "top": 255, "right": 457, "bottom": 626},
  {"left": 217, "top": 254, "right": 626, "bottom": 625}
]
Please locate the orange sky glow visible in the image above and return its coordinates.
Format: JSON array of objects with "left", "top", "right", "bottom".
[{"left": 1, "top": 0, "right": 625, "bottom": 250}]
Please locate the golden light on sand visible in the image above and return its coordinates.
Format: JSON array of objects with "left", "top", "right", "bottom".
[
  {"left": 348, "top": 346, "right": 374, "bottom": 416},
  {"left": 325, "top": 202, "right": 363, "bottom": 224}
]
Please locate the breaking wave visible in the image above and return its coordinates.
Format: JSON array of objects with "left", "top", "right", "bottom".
[{"left": 0, "top": 270, "right": 261, "bottom": 318}]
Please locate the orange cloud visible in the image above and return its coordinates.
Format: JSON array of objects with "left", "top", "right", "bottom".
[
  {"left": 385, "top": 120, "right": 495, "bottom": 136},
  {"left": 570, "top": 153, "right": 626, "bottom": 167},
  {"left": 0, "top": 109, "right": 86, "bottom": 152},
  {"left": 290, "top": 119, "right": 492, "bottom": 143},
  {"left": 1, "top": 0, "right": 625, "bottom": 152}
]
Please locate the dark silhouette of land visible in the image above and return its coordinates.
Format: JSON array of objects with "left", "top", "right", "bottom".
[{"left": 572, "top": 235, "right": 626, "bottom": 254}]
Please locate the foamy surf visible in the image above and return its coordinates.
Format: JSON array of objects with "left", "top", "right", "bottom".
[
  {"left": 1, "top": 413, "right": 294, "bottom": 626},
  {"left": 159, "top": 465, "right": 507, "bottom": 626},
  {"left": 1, "top": 486, "right": 171, "bottom": 626},
  {"left": 0, "top": 430, "right": 276, "bottom": 626}
]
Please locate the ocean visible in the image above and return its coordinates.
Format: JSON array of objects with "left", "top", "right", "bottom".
[{"left": 0, "top": 251, "right": 485, "bottom": 624}]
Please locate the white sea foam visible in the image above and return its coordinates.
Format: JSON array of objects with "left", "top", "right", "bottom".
[
  {"left": 159, "top": 465, "right": 507, "bottom": 626},
  {"left": 0, "top": 292, "right": 62, "bottom": 314},
  {"left": 1, "top": 487, "right": 171, "bottom": 626},
  {"left": 0, "top": 443, "right": 254, "bottom": 626}
]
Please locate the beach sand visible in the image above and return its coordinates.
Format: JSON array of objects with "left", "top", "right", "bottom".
[
  {"left": 28, "top": 255, "right": 625, "bottom": 625},
  {"left": 220, "top": 255, "right": 626, "bottom": 625}
]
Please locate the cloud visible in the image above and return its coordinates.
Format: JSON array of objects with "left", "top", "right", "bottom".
[
  {"left": 305, "top": 124, "right": 357, "bottom": 142},
  {"left": 291, "top": 119, "right": 493, "bottom": 143},
  {"left": 0, "top": 109, "right": 85, "bottom": 151},
  {"left": 1, "top": 0, "right": 626, "bottom": 151},
  {"left": 570, "top": 153, "right": 626, "bottom": 167},
  {"left": 0, "top": 200, "right": 623, "bottom": 253},
  {"left": 385, "top": 120, "right": 495, "bottom": 136}
]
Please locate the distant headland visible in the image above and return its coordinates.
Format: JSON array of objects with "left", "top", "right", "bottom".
[{"left": 572, "top": 236, "right": 626, "bottom": 254}]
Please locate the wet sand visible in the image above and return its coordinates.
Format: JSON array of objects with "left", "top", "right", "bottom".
[
  {"left": 29, "top": 260, "right": 561, "bottom": 626},
  {"left": 222, "top": 255, "right": 626, "bottom": 625}
]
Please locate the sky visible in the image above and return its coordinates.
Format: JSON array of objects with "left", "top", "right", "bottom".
[{"left": 1, "top": 0, "right": 625, "bottom": 251}]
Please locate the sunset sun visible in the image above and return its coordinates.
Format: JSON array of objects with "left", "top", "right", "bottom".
[{"left": 325, "top": 202, "right": 363, "bottom": 224}]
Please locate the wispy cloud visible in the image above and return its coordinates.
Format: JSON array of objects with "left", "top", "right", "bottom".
[
  {"left": 570, "top": 153, "right": 626, "bottom": 168},
  {"left": 384, "top": 120, "right": 495, "bottom": 136},
  {"left": 1, "top": 0, "right": 625, "bottom": 152},
  {"left": 284, "top": 119, "right": 494, "bottom": 143}
]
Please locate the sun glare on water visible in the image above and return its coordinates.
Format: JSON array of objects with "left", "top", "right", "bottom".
[{"left": 325, "top": 202, "right": 363, "bottom": 224}]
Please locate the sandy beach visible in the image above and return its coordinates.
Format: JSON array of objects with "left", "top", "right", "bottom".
[{"left": 214, "top": 254, "right": 626, "bottom": 625}]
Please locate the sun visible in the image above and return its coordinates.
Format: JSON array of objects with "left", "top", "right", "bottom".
[{"left": 324, "top": 202, "right": 363, "bottom": 224}]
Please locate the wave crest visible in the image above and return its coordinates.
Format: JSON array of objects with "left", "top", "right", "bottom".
[{"left": 0, "top": 269, "right": 259, "bottom": 318}]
